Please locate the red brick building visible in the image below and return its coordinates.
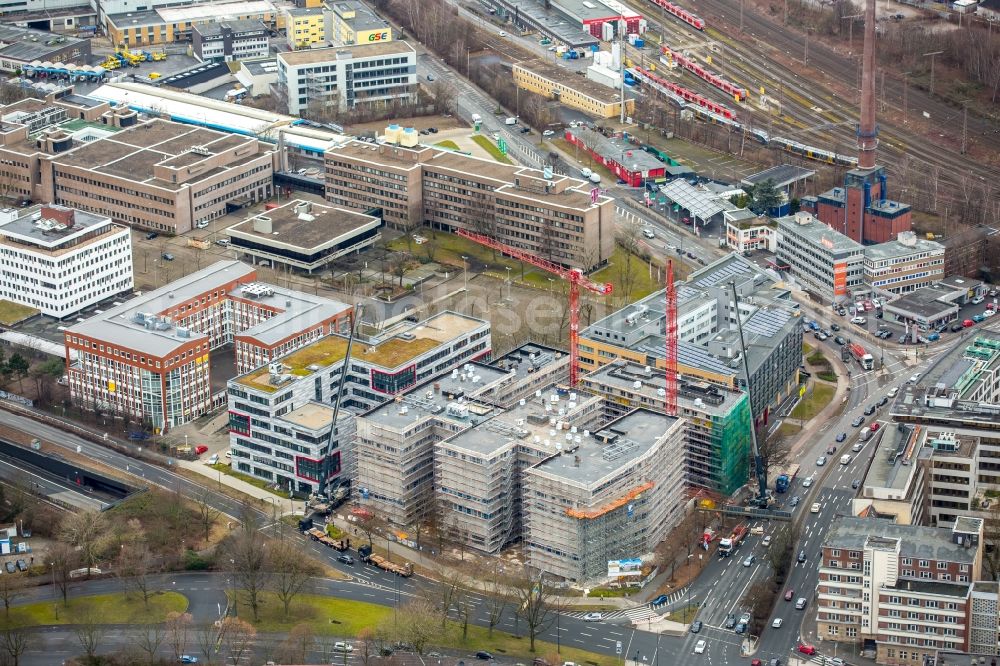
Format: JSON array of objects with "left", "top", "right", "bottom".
[{"left": 801, "top": 166, "right": 912, "bottom": 244}]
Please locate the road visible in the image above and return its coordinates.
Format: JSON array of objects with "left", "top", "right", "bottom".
[{"left": 0, "top": 455, "right": 107, "bottom": 512}]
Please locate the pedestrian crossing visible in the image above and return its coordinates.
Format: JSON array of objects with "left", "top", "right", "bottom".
[{"left": 564, "top": 588, "right": 688, "bottom": 623}]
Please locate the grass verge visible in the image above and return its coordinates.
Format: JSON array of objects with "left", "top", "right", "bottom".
[
  {"left": 210, "top": 463, "right": 288, "bottom": 497},
  {"left": 591, "top": 246, "right": 664, "bottom": 302},
  {"left": 789, "top": 383, "right": 836, "bottom": 420},
  {"left": 471, "top": 135, "right": 514, "bottom": 164},
  {"left": 0, "top": 592, "right": 187, "bottom": 629},
  {"left": 434, "top": 140, "right": 461, "bottom": 150},
  {"left": 0, "top": 299, "right": 39, "bottom": 326},
  {"left": 668, "top": 603, "right": 700, "bottom": 624}
]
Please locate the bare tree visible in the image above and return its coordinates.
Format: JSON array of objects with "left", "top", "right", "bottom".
[
  {"left": 165, "top": 611, "right": 193, "bottom": 661},
  {"left": 48, "top": 542, "right": 76, "bottom": 606},
  {"left": 269, "top": 540, "right": 319, "bottom": 618},
  {"left": 72, "top": 611, "right": 106, "bottom": 664},
  {"left": 355, "top": 627, "right": 378, "bottom": 666},
  {"left": 483, "top": 561, "right": 510, "bottom": 637},
  {"left": 194, "top": 489, "right": 221, "bottom": 546},
  {"left": 0, "top": 628, "right": 30, "bottom": 666},
  {"left": 225, "top": 507, "right": 269, "bottom": 621},
  {"left": 0, "top": 575, "right": 25, "bottom": 617},
  {"left": 195, "top": 622, "right": 220, "bottom": 665},
  {"left": 279, "top": 623, "right": 316, "bottom": 665},
  {"left": 511, "top": 567, "right": 555, "bottom": 652},
  {"left": 60, "top": 510, "right": 108, "bottom": 575},
  {"left": 397, "top": 598, "right": 438, "bottom": 656},
  {"left": 133, "top": 622, "right": 167, "bottom": 665},
  {"left": 654, "top": 526, "right": 686, "bottom": 581},
  {"left": 220, "top": 617, "right": 257, "bottom": 666},
  {"left": 119, "top": 541, "right": 156, "bottom": 608},
  {"left": 355, "top": 510, "right": 385, "bottom": 551}
]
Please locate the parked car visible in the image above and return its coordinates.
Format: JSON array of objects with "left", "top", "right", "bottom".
[
  {"left": 194, "top": 445, "right": 208, "bottom": 455},
  {"left": 908, "top": 373, "right": 921, "bottom": 384},
  {"left": 178, "top": 657, "right": 198, "bottom": 664},
  {"left": 161, "top": 252, "right": 174, "bottom": 261},
  {"left": 864, "top": 404, "right": 876, "bottom": 415},
  {"left": 215, "top": 238, "right": 230, "bottom": 247},
  {"left": 15, "top": 560, "right": 26, "bottom": 572},
  {"left": 826, "top": 445, "right": 837, "bottom": 455},
  {"left": 963, "top": 319, "right": 975, "bottom": 327},
  {"left": 542, "top": 129, "right": 555, "bottom": 137},
  {"left": 952, "top": 323, "right": 965, "bottom": 332},
  {"left": 816, "top": 456, "right": 827, "bottom": 466},
  {"left": 145, "top": 232, "right": 159, "bottom": 240},
  {"left": 852, "top": 416, "right": 865, "bottom": 427},
  {"left": 206, "top": 454, "right": 219, "bottom": 465},
  {"left": 836, "top": 432, "right": 847, "bottom": 442},
  {"left": 690, "top": 621, "right": 703, "bottom": 633},
  {"left": 877, "top": 396, "right": 889, "bottom": 407},
  {"left": 851, "top": 316, "right": 866, "bottom": 325},
  {"left": 871, "top": 422, "right": 881, "bottom": 432},
  {"left": 4, "top": 562, "right": 14, "bottom": 574},
  {"left": 797, "top": 644, "right": 816, "bottom": 655},
  {"left": 333, "top": 642, "right": 353, "bottom": 653},
  {"left": 583, "top": 612, "right": 603, "bottom": 622}
]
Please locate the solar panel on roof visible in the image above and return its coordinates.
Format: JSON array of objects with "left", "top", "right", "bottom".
[{"left": 743, "top": 309, "right": 789, "bottom": 338}]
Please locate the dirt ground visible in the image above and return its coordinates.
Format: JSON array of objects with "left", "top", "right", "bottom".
[{"left": 345, "top": 114, "right": 466, "bottom": 135}]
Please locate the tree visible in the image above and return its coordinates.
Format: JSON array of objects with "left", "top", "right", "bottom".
[
  {"left": 654, "top": 525, "right": 687, "bottom": 581},
  {"left": 133, "top": 622, "right": 166, "bottom": 665},
  {"left": 6, "top": 353, "right": 28, "bottom": 392},
  {"left": 741, "top": 580, "right": 775, "bottom": 635},
  {"left": 60, "top": 510, "right": 108, "bottom": 576},
  {"left": 483, "top": 561, "right": 510, "bottom": 637},
  {"left": 0, "top": 576, "right": 25, "bottom": 617},
  {"left": 511, "top": 568, "right": 555, "bottom": 652},
  {"left": 73, "top": 611, "right": 106, "bottom": 665},
  {"left": 0, "top": 628, "right": 30, "bottom": 666},
  {"left": 220, "top": 617, "right": 257, "bottom": 666},
  {"left": 390, "top": 251, "right": 410, "bottom": 287},
  {"left": 279, "top": 623, "right": 315, "bottom": 665},
  {"left": 225, "top": 507, "right": 269, "bottom": 621},
  {"left": 766, "top": 526, "right": 793, "bottom": 583},
  {"left": 195, "top": 622, "right": 220, "bottom": 665},
  {"left": 614, "top": 216, "right": 644, "bottom": 303},
  {"left": 354, "top": 627, "right": 378, "bottom": 666},
  {"left": 165, "top": 611, "right": 193, "bottom": 661},
  {"left": 269, "top": 540, "right": 318, "bottom": 618},
  {"left": 48, "top": 542, "right": 76, "bottom": 606},
  {"left": 749, "top": 179, "right": 781, "bottom": 214},
  {"left": 396, "top": 598, "right": 438, "bottom": 656},
  {"left": 119, "top": 541, "right": 155, "bottom": 608},
  {"left": 194, "top": 489, "right": 220, "bottom": 546},
  {"left": 355, "top": 510, "right": 384, "bottom": 552}
]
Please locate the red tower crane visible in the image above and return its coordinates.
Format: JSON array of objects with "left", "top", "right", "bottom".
[
  {"left": 455, "top": 230, "right": 612, "bottom": 386},
  {"left": 664, "top": 260, "right": 678, "bottom": 416}
]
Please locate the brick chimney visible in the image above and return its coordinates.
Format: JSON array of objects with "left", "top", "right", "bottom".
[{"left": 41, "top": 205, "right": 74, "bottom": 228}]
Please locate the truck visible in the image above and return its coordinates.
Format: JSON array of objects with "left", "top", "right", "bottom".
[
  {"left": 367, "top": 554, "right": 414, "bottom": 577},
  {"left": 701, "top": 526, "right": 716, "bottom": 549},
  {"left": 718, "top": 524, "right": 748, "bottom": 557},
  {"left": 848, "top": 342, "right": 874, "bottom": 370},
  {"left": 774, "top": 463, "right": 800, "bottom": 493},
  {"left": 306, "top": 527, "right": 349, "bottom": 551},
  {"left": 471, "top": 113, "right": 482, "bottom": 124}
]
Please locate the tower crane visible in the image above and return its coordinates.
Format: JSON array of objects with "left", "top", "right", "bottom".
[
  {"left": 455, "top": 230, "right": 612, "bottom": 386},
  {"left": 664, "top": 260, "right": 678, "bottom": 415}
]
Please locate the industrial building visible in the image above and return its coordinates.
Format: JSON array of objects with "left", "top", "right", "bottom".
[
  {"left": 483, "top": 0, "right": 637, "bottom": 48},
  {"left": 324, "top": 139, "right": 616, "bottom": 270},
  {"left": 581, "top": 253, "right": 803, "bottom": 422},
  {"left": 776, "top": 211, "right": 865, "bottom": 302},
  {"left": 275, "top": 42, "right": 417, "bottom": 116},
  {"left": 564, "top": 126, "right": 663, "bottom": 187},
  {"left": 816, "top": 516, "right": 983, "bottom": 665},
  {"left": 325, "top": 0, "right": 393, "bottom": 45},
  {"left": 513, "top": 61, "right": 634, "bottom": 119},
  {"left": 800, "top": 168, "right": 913, "bottom": 245},
  {"left": 739, "top": 164, "right": 816, "bottom": 217},
  {"left": 864, "top": 231, "right": 945, "bottom": 295},
  {"left": 228, "top": 311, "right": 490, "bottom": 495},
  {"left": 106, "top": 0, "right": 281, "bottom": 47},
  {"left": 192, "top": 20, "right": 270, "bottom": 63},
  {"left": 285, "top": 7, "right": 327, "bottom": 49},
  {"left": 225, "top": 199, "right": 381, "bottom": 273},
  {"left": 579, "top": 360, "right": 752, "bottom": 496},
  {"left": 66, "top": 261, "right": 352, "bottom": 430},
  {"left": 0, "top": 24, "right": 92, "bottom": 73},
  {"left": 0, "top": 205, "right": 132, "bottom": 319}
]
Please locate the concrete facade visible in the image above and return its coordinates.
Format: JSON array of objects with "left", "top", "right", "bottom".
[
  {"left": 864, "top": 231, "right": 945, "bottom": 296},
  {"left": 192, "top": 20, "right": 269, "bottom": 63},
  {"left": 776, "top": 211, "right": 865, "bottom": 302},
  {"left": 513, "top": 60, "right": 634, "bottom": 119}
]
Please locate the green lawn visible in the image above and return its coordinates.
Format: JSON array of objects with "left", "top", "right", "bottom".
[
  {"left": 0, "top": 299, "right": 39, "bottom": 326},
  {"left": 434, "top": 140, "right": 461, "bottom": 150},
  {"left": 591, "top": 246, "right": 665, "bottom": 302},
  {"left": 669, "top": 603, "right": 701, "bottom": 624},
  {"left": 806, "top": 350, "right": 828, "bottom": 366},
  {"left": 246, "top": 593, "right": 617, "bottom": 665},
  {"left": 210, "top": 463, "right": 288, "bottom": 497},
  {"left": 0, "top": 592, "right": 187, "bottom": 629},
  {"left": 471, "top": 135, "right": 514, "bottom": 164},
  {"left": 790, "top": 383, "right": 836, "bottom": 420}
]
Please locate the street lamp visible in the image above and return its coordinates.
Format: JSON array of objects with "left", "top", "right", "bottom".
[
  {"left": 461, "top": 256, "right": 468, "bottom": 292},
  {"left": 505, "top": 266, "right": 512, "bottom": 302}
]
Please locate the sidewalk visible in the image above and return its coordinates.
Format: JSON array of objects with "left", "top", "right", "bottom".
[{"left": 177, "top": 457, "right": 305, "bottom": 515}]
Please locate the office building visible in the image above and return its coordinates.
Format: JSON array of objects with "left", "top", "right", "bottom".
[
  {"left": 816, "top": 516, "right": 983, "bottom": 666},
  {"left": 579, "top": 360, "right": 752, "bottom": 496},
  {"left": 192, "top": 20, "right": 270, "bottom": 63},
  {"left": 225, "top": 199, "right": 381, "bottom": 273},
  {"left": 276, "top": 42, "right": 416, "bottom": 116},
  {"left": 864, "top": 231, "right": 945, "bottom": 296},
  {"left": 285, "top": 7, "right": 327, "bottom": 49},
  {"left": 801, "top": 167, "right": 913, "bottom": 245},
  {"left": 513, "top": 61, "right": 634, "bottom": 119},
  {"left": 725, "top": 214, "right": 777, "bottom": 254},
  {"left": 324, "top": 139, "right": 616, "bottom": 270},
  {"left": 325, "top": 0, "right": 392, "bottom": 45},
  {"left": 853, "top": 422, "right": 928, "bottom": 526},
  {"left": 0, "top": 205, "right": 132, "bottom": 319},
  {"left": 67, "top": 261, "right": 352, "bottom": 430},
  {"left": 776, "top": 211, "right": 865, "bottom": 302},
  {"left": 580, "top": 253, "right": 803, "bottom": 420},
  {"left": 968, "top": 582, "right": 1000, "bottom": 657},
  {"left": 105, "top": 0, "right": 280, "bottom": 46}
]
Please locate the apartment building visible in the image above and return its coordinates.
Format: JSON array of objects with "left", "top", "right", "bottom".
[
  {"left": 968, "top": 582, "right": 1000, "bottom": 657},
  {"left": 285, "top": 7, "right": 327, "bottom": 49},
  {"left": 192, "top": 20, "right": 270, "bottom": 63},
  {"left": 580, "top": 253, "right": 803, "bottom": 420},
  {"left": 230, "top": 312, "right": 491, "bottom": 496},
  {"left": 853, "top": 422, "right": 928, "bottom": 526},
  {"left": 325, "top": 0, "right": 392, "bottom": 45},
  {"left": 816, "top": 516, "right": 983, "bottom": 666},
  {"left": 776, "top": 211, "right": 865, "bottom": 302},
  {"left": 226, "top": 199, "right": 381, "bottom": 273},
  {"left": 0, "top": 205, "right": 132, "bottom": 319},
  {"left": 66, "top": 261, "right": 351, "bottom": 430},
  {"left": 513, "top": 60, "right": 634, "bottom": 119},
  {"left": 276, "top": 42, "right": 416, "bottom": 116},
  {"left": 324, "top": 139, "right": 616, "bottom": 270},
  {"left": 864, "top": 231, "right": 945, "bottom": 296},
  {"left": 523, "top": 408, "right": 686, "bottom": 582},
  {"left": 579, "top": 360, "right": 753, "bottom": 496}
]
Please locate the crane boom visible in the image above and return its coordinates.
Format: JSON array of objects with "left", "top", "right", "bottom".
[
  {"left": 454, "top": 230, "right": 612, "bottom": 385},
  {"left": 730, "top": 282, "right": 768, "bottom": 506}
]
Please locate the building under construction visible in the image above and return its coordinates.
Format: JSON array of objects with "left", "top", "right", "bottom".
[{"left": 580, "top": 359, "right": 752, "bottom": 496}]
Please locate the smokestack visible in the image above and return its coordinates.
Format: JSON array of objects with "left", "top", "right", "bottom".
[{"left": 858, "top": 0, "right": 878, "bottom": 168}]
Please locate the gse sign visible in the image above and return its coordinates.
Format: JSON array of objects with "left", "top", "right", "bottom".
[{"left": 367, "top": 31, "right": 389, "bottom": 41}]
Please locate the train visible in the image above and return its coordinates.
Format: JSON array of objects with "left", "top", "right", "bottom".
[
  {"left": 648, "top": 0, "right": 705, "bottom": 30},
  {"left": 661, "top": 46, "right": 748, "bottom": 101},
  {"left": 628, "top": 68, "right": 859, "bottom": 168}
]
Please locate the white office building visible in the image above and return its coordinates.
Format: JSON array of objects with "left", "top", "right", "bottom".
[
  {"left": 0, "top": 205, "right": 132, "bottom": 319},
  {"left": 275, "top": 41, "right": 416, "bottom": 115}
]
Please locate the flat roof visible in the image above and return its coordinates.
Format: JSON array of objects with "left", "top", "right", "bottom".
[
  {"left": 330, "top": 0, "right": 387, "bottom": 30},
  {"left": 659, "top": 179, "right": 728, "bottom": 220},
  {"left": 280, "top": 401, "right": 335, "bottom": 431},
  {"left": 776, "top": 213, "right": 864, "bottom": 253},
  {"left": 529, "top": 408, "right": 677, "bottom": 487},
  {"left": 0, "top": 25, "right": 89, "bottom": 63},
  {"left": 490, "top": 342, "right": 566, "bottom": 380},
  {"left": 883, "top": 286, "right": 959, "bottom": 319},
  {"left": 278, "top": 41, "right": 413, "bottom": 66},
  {"left": 583, "top": 360, "right": 742, "bottom": 416},
  {"left": 890, "top": 579, "right": 970, "bottom": 598},
  {"left": 228, "top": 199, "right": 379, "bottom": 252},
  {"left": 863, "top": 422, "right": 920, "bottom": 494},
  {"left": 515, "top": 60, "right": 629, "bottom": 105},
  {"left": 157, "top": 0, "right": 276, "bottom": 22},
  {"left": 741, "top": 164, "right": 816, "bottom": 189},
  {"left": 864, "top": 237, "right": 944, "bottom": 261},
  {"left": 193, "top": 19, "right": 268, "bottom": 38},
  {"left": 0, "top": 205, "right": 116, "bottom": 253},
  {"left": 825, "top": 516, "right": 977, "bottom": 564},
  {"left": 568, "top": 126, "right": 661, "bottom": 171},
  {"left": 107, "top": 10, "right": 165, "bottom": 29}
]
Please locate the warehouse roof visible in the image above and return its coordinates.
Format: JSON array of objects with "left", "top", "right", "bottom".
[
  {"left": 741, "top": 164, "right": 815, "bottom": 190},
  {"left": 568, "top": 126, "right": 660, "bottom": 172}
]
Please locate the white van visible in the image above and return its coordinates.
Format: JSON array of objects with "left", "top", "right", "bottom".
[
  {"left": 505, "top": 117, "right": 517, "bottom": 125},
  {"left": 972, "top": 295, "right": 985, "bottom": 305},
  {"left": 840, "top": 454, "right": 852, "bottom": 465}
]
